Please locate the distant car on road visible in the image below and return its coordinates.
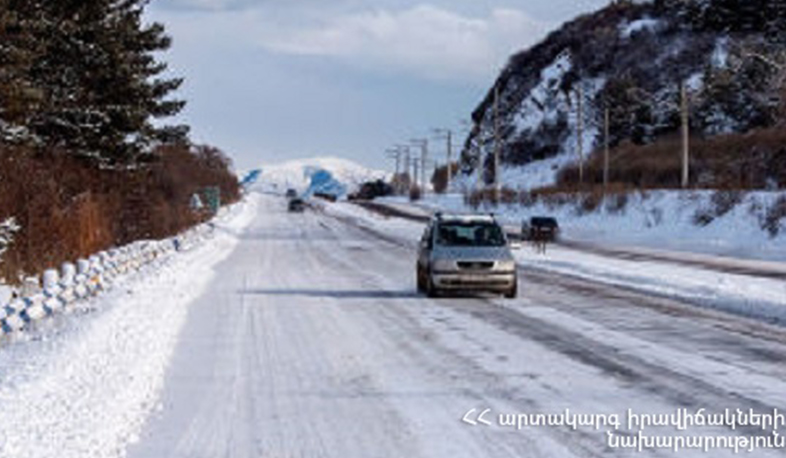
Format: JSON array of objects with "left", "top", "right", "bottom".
[
  {"left": 313, "top": 192, "right": 338, "bottom": 202},
  {"left": 416, "top": 213, "right": 518, "bottom": 298},
  {"left": 523, "top": 216, "right": 560, "bottom": 242},
  {"left": 288, "top": 198, "right": 306, "bottom": 212},
  {"left": 348, "top": 179, "right": 394, "bottom": 201}
]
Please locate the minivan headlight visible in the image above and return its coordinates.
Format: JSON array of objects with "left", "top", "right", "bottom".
[{"left": 496, "top": 260, "right": 516, "bottom": 272}]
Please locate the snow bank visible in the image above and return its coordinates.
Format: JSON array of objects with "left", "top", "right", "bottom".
[
  {"left": 517, "top": 246, "right": 786, "bottom": 324},
  {"left": 0, "top": 193, "right": 258, "bottom": 458},
  {"left": 0, "top": 195, "right": 256, "bottom": 339},
  {"left": 381, "top": 190, "right": 786, "bottom": 262}
]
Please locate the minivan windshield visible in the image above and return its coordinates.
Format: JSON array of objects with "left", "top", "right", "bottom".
[{"left": 435, "top": 221, "right": 506, "bottom": 247}]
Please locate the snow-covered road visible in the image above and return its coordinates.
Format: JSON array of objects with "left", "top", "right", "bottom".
[
  {"left": 4, "top": 193, "right": 786, "bottom": 457},
  {"left": 128, "top": 194, "right": 786, "bottom": 457}
]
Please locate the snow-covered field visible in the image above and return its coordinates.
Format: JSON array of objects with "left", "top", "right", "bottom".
[{"left": 0, "top": 194, "right": 258, "bottom": 458}]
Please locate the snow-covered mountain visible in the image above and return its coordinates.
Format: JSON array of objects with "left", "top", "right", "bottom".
[
  {"left": 252, "top": 157, "right": 388, "bottom": 197},
  {"left": 457, "top": 0, "right": 786, "bottom": 191}
]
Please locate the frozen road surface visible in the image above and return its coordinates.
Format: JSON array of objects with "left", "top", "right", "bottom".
[{"left": 4, "top": 193, "right": 786, "bottom": 457}]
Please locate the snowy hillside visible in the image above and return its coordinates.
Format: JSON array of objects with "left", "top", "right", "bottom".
[
  {"left": 252, "top": 157, "right": 388, "bottom": 197},
  {"left": 457, "top": 0, "right": 786, "bottom": 191}
]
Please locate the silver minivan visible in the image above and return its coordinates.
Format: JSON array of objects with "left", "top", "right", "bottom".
[{"left": 416, "top": 213, "right": 518, "bottom": 298}]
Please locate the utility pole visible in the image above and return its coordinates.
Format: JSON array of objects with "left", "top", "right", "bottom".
[
  {"left": 385, "top": 148, "right": 401, "bottom": 177},
  {"left": 400, "top": 145, "right": 412, "bottom": 194},
  {"left": 446, "top": 130, "right": 452, "bottom": 187},
  {"left": 389, "top": 145, "right": 411, "bottom": 194},
  {"left": 412, "top": 158, "right": 420, "bottom": 191},
  {"left": 576, "top": 84, "right": 585, "bottom": 186},
  {"left": 411, "top": 138, "right": 428, "bottom": 194},
  {"left": 493, "top": 85, "right": 501, "bottom": 198},
  {"left": 422, "top": 144, "right": 427, "bottom": 193},
  {"left": 432, "top": 128, "right": 454, "bottom": 193},
  {"left": 407, "top": 151, "right": 412, "bottom": 191},
  {"left": 604, "top": 106, "right": 610, "bottom": 191},
  {"left": 680, "top": 82, "right": 690, "bottom": 188}
]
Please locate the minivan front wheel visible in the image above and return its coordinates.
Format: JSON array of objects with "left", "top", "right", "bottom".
[
  {"left": 416, "top": 264, "right": 426, "bottom": 292},
  {"left": 425, "top": 270, "right": 440, "bottom": 298},
  {"left": 504, "top": 280, "right": 517, "bottom": 299}
]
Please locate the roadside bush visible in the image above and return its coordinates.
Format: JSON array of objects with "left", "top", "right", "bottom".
[
  {"left": 500, "top": 187, "right": 518, "bottom": 205},
  {"left": 763, "top": 194, "right": 786, "bottom": 237},
  {"left": 464, "top": 188, "right": 496, "bottom": 208},
  {"left": 409, "top": 185, "right": 422, "bottom": 202},
  {"left": 693, "top": 189, "right": 745, "bottom": 227},
  {"left": 519, "top": 191, "right": 537, "bottom": 208},
  {"left": 692, "top": 207, "right": 715, "bottom": 227},
  {"left": 605, "top": 192, "right": 629, "bottom": 214},
  {"left": 431, "top": 162, "right": 460, "bottom": 194},
  {"left": 0, "top": 143, "right": 240, "bottom": 284},
  {"left": 538, "top": 192, "right": 578, "bottom": 211},
  {"left": 577, "top": 190, "right": 604, "bottom": 215},
  {"left": 463, "top": 182, "right": 631, "bottom": 216},
  {"left": 711, "top": 190, "right": 745, "bottom": 217},
  {"left": 602, "top": 184, "right": 633, "bottom": 214},
  {"left": 464, "top": 189, "right": 480, "bottom": 209},
  {"left": 555, "top": 127, "right": 786, "bottom": 190}
]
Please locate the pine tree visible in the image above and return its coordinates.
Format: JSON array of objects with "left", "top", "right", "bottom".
[
  {"left": 764, "top": 0, "right": 786, "bottom": 44},
  {"left": 0, "top": 0, "right": 44, "bottom": 139},
  {"left": 2, "top": 0, "right": 187, "bottom": 165}
]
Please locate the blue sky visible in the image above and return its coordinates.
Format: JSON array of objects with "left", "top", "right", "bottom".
[{"left": 147, "top": 0, "right": 609, "bottom": 171}]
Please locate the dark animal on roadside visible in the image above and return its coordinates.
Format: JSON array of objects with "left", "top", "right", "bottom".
[
  {"left": 531, "top": 228, "right": 549, "bottom": 254},
  {"left": 523, "top": 217, "right": 559, "bottom": 255}
]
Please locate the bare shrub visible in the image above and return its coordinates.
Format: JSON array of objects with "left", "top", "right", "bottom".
[
  {"left": 0, "top": 143, "right": 240, "bottom": 284},
  {"left": 519, "top": 191, "right": 537, "bottom": 208},
  {"left": 692, "top": 208, "right": 716, "bottom": 227},
  {"left": 605, "top": 192, "right": 629, "bottom": 214},
  {"left": 409, "top": 185, "right": 422, "bottom": 202},
  {"left": 555, "top": 127, "right": 786, "bottom": 190},
  {"left": 464, "top": 189, "right": 481, "bottom": 209},
  {"left": 430, "top": 162, "right": 460, "bottom": 194},
  {"left": 463, "top": 187, "right": 507, "bottom": 207},
  {"left": 577, "top": 190, "right": 604, "bottom": 215},
  {"left": 711, "top": 190, "right": 744, "bottom": 217},
  {"left": 693, "top": 190, "right": 745, "bottom": 227},
  {"left": 500, "top": 187, "right": 518, "bottom": 205},
  {"left": 763, "top": 194, "right": 786, "bottom": 237}
]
